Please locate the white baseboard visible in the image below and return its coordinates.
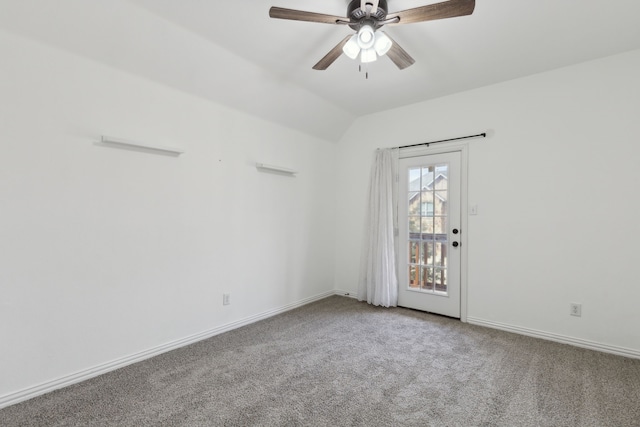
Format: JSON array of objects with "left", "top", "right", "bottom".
[
  {"left": 0, "top": 290, "right": 336, "bottom": 409},
  {"left": 467, "top": 316, "right": 640, "bottom": 360}
]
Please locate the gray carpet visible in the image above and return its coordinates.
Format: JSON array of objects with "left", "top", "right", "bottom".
[{"left": 1, "top": 296, "right": 639, "bottom": 426}]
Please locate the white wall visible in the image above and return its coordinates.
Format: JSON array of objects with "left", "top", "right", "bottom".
[
  {"left": 0, "top": 30, "right": 336, "bottom": 399},
  {"left": 335, "top": 49, "right": 640, "bottom": 355}
]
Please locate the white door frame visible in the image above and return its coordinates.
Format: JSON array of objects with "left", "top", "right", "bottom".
[{"left": 398, "top": 143, "right": 469, "bottom": 323}]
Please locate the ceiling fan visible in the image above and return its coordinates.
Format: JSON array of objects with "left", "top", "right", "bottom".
[{"left": 269, "top": 0, "right": 475, "bottom": 70}]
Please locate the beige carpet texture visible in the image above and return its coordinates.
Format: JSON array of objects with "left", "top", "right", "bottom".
[{"left": 1, "top": 296, "right": 639, "bottom": 426}]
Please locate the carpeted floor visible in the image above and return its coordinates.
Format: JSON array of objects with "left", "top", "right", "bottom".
[{"left": 1, "top": 296, "right": 639, "bottom": 426}]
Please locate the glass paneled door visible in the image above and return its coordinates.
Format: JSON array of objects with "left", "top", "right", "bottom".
[{"left": 397, "top": 152, "right": 461, "bottom": 318}]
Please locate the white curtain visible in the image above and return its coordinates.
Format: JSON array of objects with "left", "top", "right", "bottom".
[{"left": 358, "top": 148, "right": 399, "bottom": 307}]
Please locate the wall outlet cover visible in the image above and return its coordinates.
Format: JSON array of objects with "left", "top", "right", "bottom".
[{"left": 570, "top": 303, "right": 582, "bottom": 317}]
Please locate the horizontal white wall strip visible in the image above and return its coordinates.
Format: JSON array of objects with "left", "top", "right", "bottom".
[
  {"left": 467, "top": 316, "right": 640, "bottom": 360},
  {"left": 0, "top": 290, "right": 335, "bottom": 409},
  {"left": 99, "top": 136, "right": 185, "bottom": 156},
  {"left": 256, "top": 163, "right": 297, "bottom": 175}
]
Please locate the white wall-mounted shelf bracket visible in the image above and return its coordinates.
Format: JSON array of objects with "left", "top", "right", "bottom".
[
  {"left": 256, "top": 163, "right": 297, "bottom": 176},
  {"left": 98, "top": 136, "right": 185, "bottom": 156}
]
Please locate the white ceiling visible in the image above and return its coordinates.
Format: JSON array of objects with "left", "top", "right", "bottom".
[{"left": 2, "top": 0, "right": 640, "bottom": 141}]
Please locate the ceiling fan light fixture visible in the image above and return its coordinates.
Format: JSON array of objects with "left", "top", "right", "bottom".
[
  {"left": 271, "top": 0, "right": 476, "bottom": 71},
  {"left": 361, "top": 48, "right": 377, "bottom": 63},
  {"left": 356, "top": 25, "right": 375, "bottom": 49},
  {"left": 343, "top": 34, "right": 361, "bottom": 59},
  {"left": 374, "top": 31, "right": 392, "bottom": 56}
]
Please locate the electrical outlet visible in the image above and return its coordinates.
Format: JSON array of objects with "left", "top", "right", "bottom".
[
  {"left": 223, "top": 293, "right": 230, "bottom": 306},
  {"left": 570, "top": 303, "right": 581, "bottom": 317}
]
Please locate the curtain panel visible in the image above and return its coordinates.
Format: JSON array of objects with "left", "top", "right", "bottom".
[{"left": 358, "top": 148, "right": 399, "bottom": 307}]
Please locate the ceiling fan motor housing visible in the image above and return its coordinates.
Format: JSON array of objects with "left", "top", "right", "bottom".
[{"left": 347, "top": 0, "right": 388, "bottom": 30}]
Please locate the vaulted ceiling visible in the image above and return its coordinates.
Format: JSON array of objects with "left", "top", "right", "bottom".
[{"left": 2, "top": 0, "right": 640, "bottom": 141}]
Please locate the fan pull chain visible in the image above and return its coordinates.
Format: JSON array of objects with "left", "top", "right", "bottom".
[{"left": 359, "top": 64, "right": 370, "bottom": 80}]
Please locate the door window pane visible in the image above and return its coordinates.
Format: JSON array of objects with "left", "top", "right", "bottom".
[
  {"left": 422, "top": 167, "right": 434, "bottom": 188},
  {"left": 409, "top": 241, "right": 419, "bottom": 264},
  {"left": 434, "top": 242, "right": 447, "bottom": 267},
  {"left": 434, "top": 166, "right": 447, "bottom": 189},
  {"left": 422, "top": 267, "right": 434, "bottom": 291},
  {"left": 409, "top": 196, "right": 420, "bottom": 216},
  {"left": 421, "top": 241, "right": 433, "bottom": 266},
  {"left": 421, "top": 202, "right": 434, "bottom": 216},
  {"left": 409, "top": 265, "right": 419, "bottom": 288},
  {"left": 434, "top": 217, "right": 447, "bottom": 234},
  {"left": 434, "top": 268, "right": 447, "bottom": 292},
  {"left": 421, "top": 217, "right": 434, "bottom": 234},
  {"left": 409, "top": 217, "right": 421, "bottom": 234},
  {"left": 408, "top": 168, "right": 421, "bottom": 191},
  {"left": 434, "top": 191, "right": 447, "bottom": 215}
]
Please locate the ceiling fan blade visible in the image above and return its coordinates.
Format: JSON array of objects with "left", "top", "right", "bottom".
[
  {"left": 387, "top": 0, "right": 475, "bottom": 25},
  {"left": 269, "top": 7, "right": 347, "bottom": 24},
  {"left": 312, "top": 35, "right": 352, "bottom": 70},
  {"left": 383, "top": 32, "right": 415, "bottom": 70}
]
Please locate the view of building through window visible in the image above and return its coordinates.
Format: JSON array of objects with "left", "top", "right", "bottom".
[{"left": 407, "top": 164, "right": 448, "bottom": 293}]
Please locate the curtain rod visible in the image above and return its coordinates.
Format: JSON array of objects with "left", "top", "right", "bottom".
[{"left": 394, "top": 132, "right": 486, "bottom": 149}]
